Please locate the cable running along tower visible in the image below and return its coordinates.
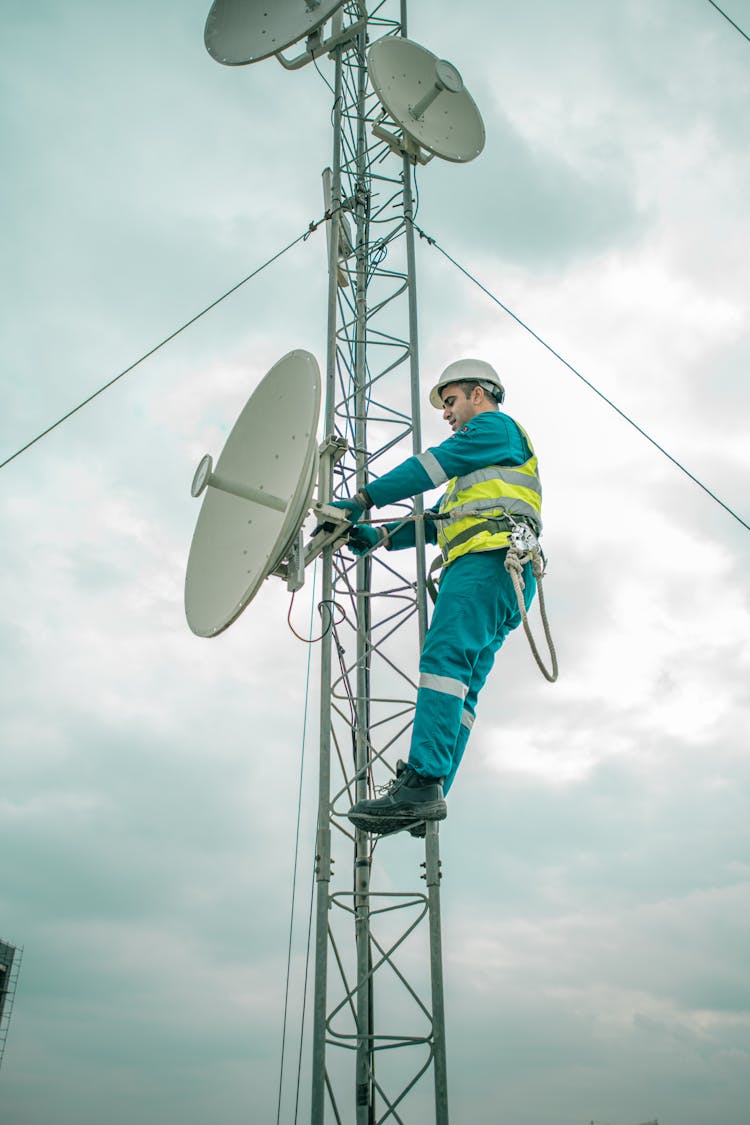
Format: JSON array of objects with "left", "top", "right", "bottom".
[{"left": 190, "top": 2, "right": 486, "bottom": 1120}]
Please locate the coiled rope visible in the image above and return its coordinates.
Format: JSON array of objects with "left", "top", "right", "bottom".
[{"left": 504, "top": 545, "right": 558, "bottom": 683}]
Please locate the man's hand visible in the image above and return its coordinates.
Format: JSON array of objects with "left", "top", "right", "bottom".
[
  {"left": 313, "top": 490, "right": 371, "bottom": 537},
  {"left": 347, "top": 525, "right": 385, "bottom": 556},
  {"left": 327, "top": 491, "right": 370, "bottom": 525}
]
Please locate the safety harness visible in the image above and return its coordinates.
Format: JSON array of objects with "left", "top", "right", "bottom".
[{"left": 425, "top": 511, "right": 558, "bottom": 684}]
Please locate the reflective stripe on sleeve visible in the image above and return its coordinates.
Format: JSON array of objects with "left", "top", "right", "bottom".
[
  {"left": 416, "top": 451, "right": 449, "bottom": 487},
  {"left": 419, "top": 673, "right": 469, "bottom": 700},
  {"left": 461, "top": 709, "right": 475, "bottom": 730}
]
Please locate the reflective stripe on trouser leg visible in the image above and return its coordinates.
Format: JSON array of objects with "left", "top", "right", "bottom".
[
  {"left": 444, "top": 709, "right": 473, "bottom": 795},
  {"left": 461, "top": 708, "right": 476, "bottom": 730},
  {"left": 445, "top": 562, "right": 536, "bottom": 787},
  {"left": 408, "top": 550, "right": 537, "bottom": 785},
  {"left": 408, "top": 674, "right": 467, "bottom": 780}
]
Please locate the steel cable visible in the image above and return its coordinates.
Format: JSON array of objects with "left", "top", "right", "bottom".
[
  {"left": 0, "top": 211, "right": 336, "bottom": 472},
  {"left": 705, "top": 0, "right": 750, "bottom": 42},
  {"left": 409, "top": 219, "right": 750, "bottom": 535}
]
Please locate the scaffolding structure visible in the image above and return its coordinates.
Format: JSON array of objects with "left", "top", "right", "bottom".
[
  {"left": 310, "top": 3, "right": 449, "bottom": 1122},
  {"left": 0, "top": 939, "right": 22, "bottom": 1074}
]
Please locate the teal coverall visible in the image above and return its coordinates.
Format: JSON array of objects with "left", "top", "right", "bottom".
[{"left": 364, "top": 411, "right": 537, "bottom": 792}]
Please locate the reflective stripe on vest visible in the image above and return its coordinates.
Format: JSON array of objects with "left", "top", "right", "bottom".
[{"left": 436, "top": 422, "right": 542, "bottom": 565}]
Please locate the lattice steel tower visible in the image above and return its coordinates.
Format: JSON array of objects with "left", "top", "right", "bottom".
[
  {"left": 0, "top": 939, "right": 22, "bottom": 1074},
  {"left": 195, "top": 3, "right": 486, "bottom": 1120}
]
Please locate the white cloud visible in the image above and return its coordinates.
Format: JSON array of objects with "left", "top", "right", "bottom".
[{"left": 1, "top": 1, "right": 749, "bottom": 1123}]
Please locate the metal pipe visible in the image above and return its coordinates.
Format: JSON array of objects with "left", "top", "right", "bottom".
[
  {"left": 310, "top": 37, "right": 344, "bottom": 1125},
  {"left": 409, "top": 83, "right": 441, "bottom": 120},
  {"left": 402, "top": 7, "right": 449, "bottom": 1118},
  {"left": 402, "top": 154, "right": 428, "bottom": 648},
  {"left": 207, "top": 473, "right": 287, "bottom": 512},
  {"left": 425, "top": 821, "right": 449, "bottom": 1124},
  {"left": 353, "top": 19, "right": 374, "bottom": 1123}
]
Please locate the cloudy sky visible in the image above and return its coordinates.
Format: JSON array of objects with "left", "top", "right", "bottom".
[{"left": 1, "top": 1, "right": 749, "bottom": 1123}]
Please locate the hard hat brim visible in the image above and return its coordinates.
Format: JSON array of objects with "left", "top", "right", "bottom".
[
  {"left": 429, "top": 382, "right": 447, "bottom": 409},
  {"left": 429, "top": 379, "right": 504, "bottom": 408}
]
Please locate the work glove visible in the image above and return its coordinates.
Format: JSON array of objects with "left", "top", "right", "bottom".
[
  {"left": 347, "top": 525, "right": 385, "bottom": 556},
  {"left": 327, "top": 490, "right": 370, "bottom": 525},
  {"left": 313, "top": 489, "right": 372, "bottom": 537}
]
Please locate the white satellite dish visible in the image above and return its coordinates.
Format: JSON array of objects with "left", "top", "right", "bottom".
[
  {"left": 185, "top": 350, "right": 321, "bottom": 638},
  {"left": 205, "top": 0, "right": 348, "bottom": 66},
  {"left": 367, "top": 37, "right": 485, "bottom": 164}
]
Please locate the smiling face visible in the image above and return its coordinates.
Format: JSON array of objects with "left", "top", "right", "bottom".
[{"left": 439, "top": 382, "right": 493, "bottom": 431}]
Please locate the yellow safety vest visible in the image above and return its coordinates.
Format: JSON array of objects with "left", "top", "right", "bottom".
[{"left": 436, "top": 425, "right": 542, "bottom": 565}]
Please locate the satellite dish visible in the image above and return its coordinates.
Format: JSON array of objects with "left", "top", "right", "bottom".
[
  {"left": 185, "top": 350, "right": 321, "bottom": 638},
  {"left": 205, "top": 0, "right": 348, "bottom": 66},
  {"left": 367, "top": 37, "right": 485, "bottom": 163}
]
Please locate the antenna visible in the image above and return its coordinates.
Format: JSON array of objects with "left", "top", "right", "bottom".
[
  {"left": 196, "top": 4, "right": 486, "bottom": 1120},
  {"left": 185, "top": 349, "right": 321, "bottom": 637},
  {"left": 204, "top": 0, "right": 351, "bottom": 67},
  {"left": 367, "top": 36, "right": 485, "bottom": 163}
]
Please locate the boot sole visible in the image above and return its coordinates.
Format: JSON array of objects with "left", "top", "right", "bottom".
[
  {"left": 348, "top": 801, "right": 446, "bottom": 835},
  {"left": 381, "top": 820, "right": 428, "bottom": 839}
]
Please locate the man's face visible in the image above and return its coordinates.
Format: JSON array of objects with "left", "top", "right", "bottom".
[{"left": 440, "top": 383, "right": 481, "bottom": 432}]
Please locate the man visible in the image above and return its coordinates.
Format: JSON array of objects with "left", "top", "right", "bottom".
[{"left": 329, "top": 358, "right": 542, "bottom": 835}]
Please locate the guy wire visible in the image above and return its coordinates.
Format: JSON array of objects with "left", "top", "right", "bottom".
[
  {"left": 409, "top": 218, "right": 750, "bottom": 535},
  {"left": 705, "top": 0, "right": 750, "bottom": 42},
  {"left": 0, "top": 208, "right": 338, "bottom": 472}
]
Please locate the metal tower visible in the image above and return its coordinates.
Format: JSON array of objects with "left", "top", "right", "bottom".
[
  {"left": 311, "top": 5, "right": 462, "bottom": 1121},
  {"left": 199, "top": 2, "right": 486, "bottom": 1119},
  {"left": 312, "top": 35, "right": 441, "bottom": 1125},
  {"left": 0, "top": 939, "right": 22, "bottom": 1074}
]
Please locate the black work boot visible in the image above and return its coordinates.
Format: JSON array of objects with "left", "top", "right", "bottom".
[
  {"left": 348, "top": 760, "right": 447, "bottom": 835},
  {"left": 394, "top": 762, "right": 429, "bottom": 837}
]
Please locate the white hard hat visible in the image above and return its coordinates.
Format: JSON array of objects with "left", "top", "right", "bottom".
[{"left": 429, "top": 358, "right": 506, "bottom": 409}]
